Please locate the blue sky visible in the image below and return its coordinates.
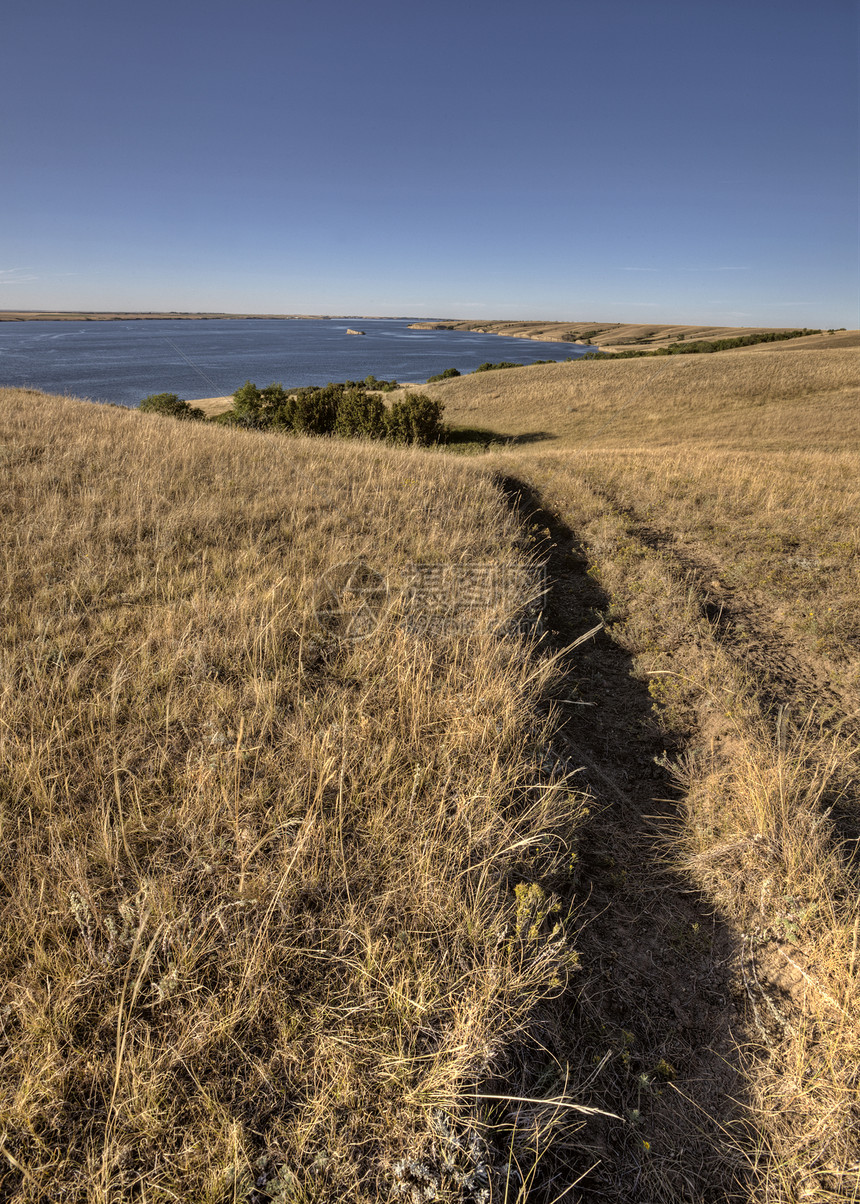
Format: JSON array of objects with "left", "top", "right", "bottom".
[{"left": 2, "top": 0, "right": 857, "bottom": 325}]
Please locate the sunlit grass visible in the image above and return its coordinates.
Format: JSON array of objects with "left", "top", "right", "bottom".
[{"left": 0, "top": 388, "right": 586, "bottom": 1201}]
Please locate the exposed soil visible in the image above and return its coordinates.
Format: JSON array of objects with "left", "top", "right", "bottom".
[{"left": 501, "top": 478, "right": 756, "bottom": 1202}]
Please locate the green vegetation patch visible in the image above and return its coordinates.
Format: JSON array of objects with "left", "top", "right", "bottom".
[
  {"left": 142, "top": 381, "right": 446, "bottom": 447},
  {"left": 581, "top": 328, "right": 822, "bottom": 360},
  {"left": 139, "top": 392, "right": 206, "bottom": 420}
]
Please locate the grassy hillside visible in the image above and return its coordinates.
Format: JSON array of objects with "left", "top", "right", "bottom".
[
  {"left": 409, "top": 320, "right": 860, "bottom": 354},
  {"left": 415, "top": 347, "right": 860, "bottom": 450},
  {"left": 2, "top": 345, "right": 859, "bottom": 1202},
  {"left": 454, "top": 349, "right": 860, "bottom": 1201},
  {"left": 0, "top": 389, "right": 585, "bottom": 1201}
]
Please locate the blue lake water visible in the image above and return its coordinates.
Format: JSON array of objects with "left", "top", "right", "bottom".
[{"left": 0, "top": 318, "right": 592, "bottom": 407}]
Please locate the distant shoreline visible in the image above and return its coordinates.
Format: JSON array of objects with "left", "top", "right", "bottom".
[
  {"left": 407, "top": 320, "right": 858, "bottom": 353},
  {"left": 0, "top": 312, "right": 410, "bottom": 323}
]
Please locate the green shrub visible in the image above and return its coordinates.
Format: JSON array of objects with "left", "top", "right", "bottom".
[
  {"left": 427, "top": 367, "right": 461, "bottom": 382},
  {"left": 138, "top": 393, "right": 205, "bottom": 420},
  {"left": 230, "top": 381, "right": 294, "bottom": 428},
  {"left": 231, "top": 381, "right": 339, "bottom": 435},
  {"left": 291, "top": 385, "right": 340, "bottom": 435},
  {"left": 335, "top": 389, "right": 387, "bottom": 439},
  {"left": 218, "top": 379, "right": 443, "bottom": 446},
  {"left": 475, "top": 361, "right": 523, "bottom": 373},
  {"left": 230, "top": 381, "right": 264, "bottom": 425},
  {"left": 363, "top": 374, "right": 399, "bottom": 392},
  {"left": 385, "top": 392, "right": 445, "bottom": 446}
]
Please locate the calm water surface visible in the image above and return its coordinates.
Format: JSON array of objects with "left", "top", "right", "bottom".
[{"left": 0, "top": 318, "right": 592, "bottom": 406}]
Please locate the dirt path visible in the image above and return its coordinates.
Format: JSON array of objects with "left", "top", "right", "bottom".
[{"left": 502, "top": 478, "right": 756, "bottom": 1202}]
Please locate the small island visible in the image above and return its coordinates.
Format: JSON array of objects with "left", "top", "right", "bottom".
[{"left": 345, "top": 327, "right": 366, "bottom": 336}]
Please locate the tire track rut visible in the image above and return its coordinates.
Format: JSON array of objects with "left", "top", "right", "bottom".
[{"left": 502, "top": 477, "right": 756, "bottom": 1203}]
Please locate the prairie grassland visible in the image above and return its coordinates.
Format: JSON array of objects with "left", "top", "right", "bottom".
[
  {"left": 417, "top": 347, "right": 860, "bottom": 449},
  {"left": 429, "top": 349, "right": 860, "bottom": 675},
  {"left": 3, "top": 342, "right": 859, "bottom": 1202},
  {"left": 491, "top": 451, "right": 860, "bottom": 1198},
  {"left": 0, "top": 389, "right": 587, "bottom": 1201},
  {"left": 465, "top": 346, "right": 860, "bottom": 1201}
]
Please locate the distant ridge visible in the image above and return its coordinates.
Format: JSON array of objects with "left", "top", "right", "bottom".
[{"left": 407, "top": 319, "right": 858, "bottom": 352}]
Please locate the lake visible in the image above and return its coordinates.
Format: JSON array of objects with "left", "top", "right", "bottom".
[{"left": 0, "top": 318, "right": 592, "bottom": 407}]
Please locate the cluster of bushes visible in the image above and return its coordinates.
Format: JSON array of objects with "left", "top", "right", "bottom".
[
  {"left": 560, "top": 329, "right": 603, "bottom": 343},
  {"left": 221, "top": 380, "right": 445, "bottom": 445},
  {"left": 580, "top": 328, "right": 821, "bottom": 360},
  {"left": 427, "top": 367, "right": 461, "bottom": 382},
  {"left": 475, "top": 360, "right": 523, "bottom": 373},
  {"left": 139, "top": 393, "right": 205, "bottom": 420},
  {"left": 666, "top": 328, "right": 821, "bottom": 354},
  {"left": 360, "top": 374, "right": 399, "bottom": 392}
]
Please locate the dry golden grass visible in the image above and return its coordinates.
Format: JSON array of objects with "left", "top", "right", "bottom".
[
  {"left": 0, "top": 388, "right": 588, "bottom": 1201},
  {"left": 451, "top": 346, "right": 860, "bottom": 1200},
  {"left": 482, "top": 446, "right": 860, "bottom": 1200},
  {"left": 430, "top": 348, "right": 860, "bottom": 675},
  {"left": 727, "top": 331, "right": 860, "bottom": 352},
  {"left": 415, "top": 347, "right": 860, "bottom": 450},
  {"left": 3, "top": 341, "right": 859, "bottom": 1201},
  {"left": 193, "top": 395, "right": 235, "bottom": 417}
]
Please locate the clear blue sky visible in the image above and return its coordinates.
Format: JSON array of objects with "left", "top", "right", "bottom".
[{"left": 2, "top": 0, "right": 857, "bottom": 326}]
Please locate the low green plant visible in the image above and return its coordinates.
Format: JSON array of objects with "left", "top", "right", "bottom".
[
  {"left": 384, "top": 391, "right": 445, "bottom": 445},
  {"left": 334, "top": 388, "right": 386, "bottom": 439},
  {"left": 579, "top": 329, "right": 822, "bottom": 361},
  {"left": 363, "top": 373, "right": 399, "bottom": 392},
  {"left": 223, "top": 381, "right": 444, "bottom": 446},
  {"left": 138, "top": 392, "right": 205, "bottom": 420}
]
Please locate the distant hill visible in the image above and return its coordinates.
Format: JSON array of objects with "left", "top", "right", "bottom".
[{"left": 408, "top": 318, "right": 859, "bottom": 352}]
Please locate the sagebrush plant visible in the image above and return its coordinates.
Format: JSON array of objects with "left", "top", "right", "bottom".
[{"left": 0, "top": 388, "right": 586, "bottom": 1201}]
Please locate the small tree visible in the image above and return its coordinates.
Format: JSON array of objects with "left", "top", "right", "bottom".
[
  {"left": 335, "top": 389, "right": 386, "bottom": 439},
  {"left": 385, "top": 392, "right": 444, "bottom": 445},
  {"left": 231, "top": 381, "right": 264, "bottom": 426},
  {"left": 139, "top": 393, "right": 204, "bottom": 420},
  {"left": 291, "top": 385, "right": 340, "bottom": 436}
]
